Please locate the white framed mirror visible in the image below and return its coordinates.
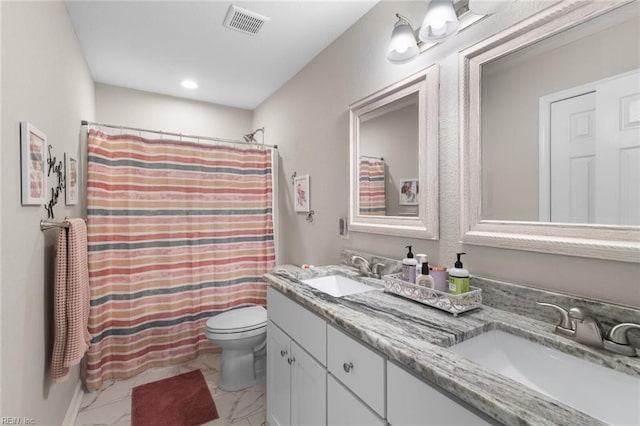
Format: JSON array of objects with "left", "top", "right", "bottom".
[
  {"left": 349, "top": 65, "right": 439, "bottom": 239},
  {"left": 460, "top": 0, "right": 640, "bottom": 262}
]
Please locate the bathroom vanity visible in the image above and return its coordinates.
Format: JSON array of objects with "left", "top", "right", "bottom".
[{"left": 264, "top": 263, "right": 640, "bottom": 426}]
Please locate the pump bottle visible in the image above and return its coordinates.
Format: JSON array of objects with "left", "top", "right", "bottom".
[
  {"left": 448, "top": 253, "right": 469, "bottom": 294},
  {"left": 402, "top": 245, "right": 418, "bottom": 283},
  {"left": 416, "top": 261, "right": 435, "bottom": 289}
]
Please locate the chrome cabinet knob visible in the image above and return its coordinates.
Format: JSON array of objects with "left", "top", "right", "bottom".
[
  {"left": 280, "top": 349, "right": 288, "bottom": 358},
  {"left": 343, "top": 362, "right": 354, "bottom": 373},
  {"left": 287, "top": 357, "right": 295, "bottom": 365}
]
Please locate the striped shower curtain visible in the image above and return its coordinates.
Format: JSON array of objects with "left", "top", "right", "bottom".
[
  {"left": 85, "top": 129, "right": 276, "bottom": 390},
  {"left": 359, "top": 159, "right": 386, "bottom": 215}
]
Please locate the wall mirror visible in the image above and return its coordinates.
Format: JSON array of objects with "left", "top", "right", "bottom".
[
  {"left": 460, "top": 0, "right": 640, "bottom": 262},
  {"left": 349, "top": 65, "right": 439, "bottom": 239}
]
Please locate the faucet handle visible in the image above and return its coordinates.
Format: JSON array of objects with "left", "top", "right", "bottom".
[
  {"left": 371, "top": 263, "right": 385, "bottom": 278},
  {"left": 603, "top": 323, "right": 640, "bottom": 357},
  {"left": 537, "top": 302, "right": 575, "bottom": 337}
]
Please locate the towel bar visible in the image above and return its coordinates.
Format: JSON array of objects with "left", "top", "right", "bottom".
[{"left": 40, "top": 218, "right": 86, "bottom": 231}]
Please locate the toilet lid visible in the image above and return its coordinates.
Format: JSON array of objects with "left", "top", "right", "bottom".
[{"left": 206, "top": 305, "right": 267, "bottom": 333}]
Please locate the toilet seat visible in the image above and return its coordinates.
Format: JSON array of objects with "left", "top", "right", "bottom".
[{"left": 206, "top": 305, "right": 267, "bottom": 335}]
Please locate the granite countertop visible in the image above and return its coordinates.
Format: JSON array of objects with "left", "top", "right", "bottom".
[{"left": 264, "top": 265, "right": 640, "bottom": 426}]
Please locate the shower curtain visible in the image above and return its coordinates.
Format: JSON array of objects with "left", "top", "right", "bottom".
[
  {"left": 359, "top": 159, "right": 386, "bottom": 215},
  {"left": 84, "top": 129, "right": 276, "bottom": 390}
]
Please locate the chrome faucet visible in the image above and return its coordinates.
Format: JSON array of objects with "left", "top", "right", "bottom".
[
  {"left": 350, "top": 255, "right": 385, "bottom": 278},
  {"left": 351, "top": 255, "right": 371, "bottom": 276},
  {"left": 568, "top": 307, "right": 604, "bottom": 348},
  {"left": 538, "top": 302, "right": 639, "bottom": 357}
]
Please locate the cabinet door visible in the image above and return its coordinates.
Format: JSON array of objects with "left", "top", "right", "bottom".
[
  {"left": 291, "top": 341, "right": 327, "bottom": 426},
  {"left": 387, "top": 362, "right": 492, "bottom": 425},
  {"left": 328, "top": 375, "right": 385, "bottom": 426},
  {"left": 267, "top": 321, "right": 292, "bottom": 426}
]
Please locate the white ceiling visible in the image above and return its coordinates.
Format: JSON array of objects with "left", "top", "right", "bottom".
[{"left": 65, "top": 1, "right": 378, "bottom": 110}]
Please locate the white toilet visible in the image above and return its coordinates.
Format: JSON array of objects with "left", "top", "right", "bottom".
[{"left": 205, "top": 305, "right": 267, "bottom": 392}]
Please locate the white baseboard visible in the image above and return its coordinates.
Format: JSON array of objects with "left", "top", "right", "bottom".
[{"left": 62, "top": 380, "right": 84, "bottom": 426}]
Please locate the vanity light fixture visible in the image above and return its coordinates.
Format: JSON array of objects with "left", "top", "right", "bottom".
[
  {"left": 181, "top": 79, "right": 198, "bottom": 89},
  {"left": 386, "top": 14, "right": 420, "bottom": 64},
  {"left": 419, "top": 0, "right": 460, "bottom": 42},
  {"left": 388, "top": 0, "right": 499, "bottom": 65}
]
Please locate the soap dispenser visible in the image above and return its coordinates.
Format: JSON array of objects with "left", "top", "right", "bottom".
[
  {"left": 402, "top": 245, "right": 418, "bottom": 283},
  {"left": 448, "top": 253, "right": 469, "bottom": 294},
  {"left": 416, "top": 261, "right": 435, "bottom": 289}
]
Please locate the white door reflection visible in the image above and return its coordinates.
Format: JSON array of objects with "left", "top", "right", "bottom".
[{"left": 543, "top": 70, "right": 640, "bottom": 225}]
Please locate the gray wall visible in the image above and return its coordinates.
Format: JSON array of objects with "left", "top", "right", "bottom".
[
  {"left": 253, "top": 1, "right": 640, "bottom": 308},
  {"left": 95, "top": 83, "right": 252, "bottom": 139},
  {"left": 1, "top": 1, "right": 95, "bottom": 422},
  {"left": 482, "top": 14, "right": 640, "bottom": 221}
]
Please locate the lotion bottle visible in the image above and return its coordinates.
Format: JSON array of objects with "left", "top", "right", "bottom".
[
  {"left": 415, "top": 261, "right": 435, "bottom": 289},
  {"left": 448, "top": 253, "right": 469, "bottom": 294},
  {"left": 415, "top": 254, "right": 428, "bottom": 278},
  {"left": 402, "top": 245, "right": 418, "bottom": 283}
]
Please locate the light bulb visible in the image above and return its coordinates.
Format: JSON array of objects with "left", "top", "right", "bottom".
[
  {"left": 386, "top": 18, "right": 419, "bottom": 64},
  {"left": 181, "top": 80, "right": 198, "bottom": 89},
  {"left": 396, "top": 44, "right": 409, "bottom": 54},
  {"left": 419, "top": 0, "right": 459, "bottom": 42}
]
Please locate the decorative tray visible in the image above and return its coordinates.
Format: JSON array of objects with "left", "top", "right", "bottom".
[{"left": 382, "top": 273, "right": 482, "bottom": 315}]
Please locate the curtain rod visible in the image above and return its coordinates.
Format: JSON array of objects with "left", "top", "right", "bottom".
[
  {"left": 360, "top": 155, "right": 384, "bottom": 161},
  {"left": 81, "top": 120, "right": 278, "bottom": 149}
]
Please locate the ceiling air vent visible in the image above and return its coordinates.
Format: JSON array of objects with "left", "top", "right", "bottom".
[{"left": 223, "top": 5, "right": 270, "bottom": 36}]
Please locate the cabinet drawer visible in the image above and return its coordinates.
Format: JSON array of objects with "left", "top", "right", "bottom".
[
  {"left": 328, "top": 375, "right": 385, "bottom": 426},
  {"left": 387, "top": 362, "right": 492, "bottom": 425},
  {"left": 327, "top": 325, "right": 385, "bottom": 417},
  {"left": 267, "top": 287, "right": 327, "bottom": 365}
]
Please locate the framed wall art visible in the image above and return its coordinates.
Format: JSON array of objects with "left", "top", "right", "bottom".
[
  {"left": 65, "top": 153, "right": 78, "bottom": 205},
  {"left": 399, "top": 179, "right": 419, "bottom": 206},
  {"left": 294, "top": 174, "right": 310, "bottom": 213},
  {"left": 20, "top": 122, "right": 47, "bottom": 205}
]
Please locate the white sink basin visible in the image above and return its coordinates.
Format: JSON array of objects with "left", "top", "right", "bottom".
[
  {"left": 450, "top": 330, "right": 640, "bottom": 425},
  {"left": 301, "top": 275, "right": 376, "bottom": 297}
]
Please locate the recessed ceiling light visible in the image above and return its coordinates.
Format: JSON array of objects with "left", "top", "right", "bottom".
[{"left": 181, "top": 80, "right": 198, "bottom": 89}]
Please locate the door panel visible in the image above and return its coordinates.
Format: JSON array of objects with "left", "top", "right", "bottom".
[
  {"left": 550, "top": 92, "right": 596, "bottom": 223},
  {"left": 291, "top": 341, "right": 326, "bottom": 426},
  {"left": 267, "top": 321, "right": 291, "bottom": 426}
]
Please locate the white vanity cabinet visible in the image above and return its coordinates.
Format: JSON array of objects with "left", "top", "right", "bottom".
[
  {"left": 267, "top": 288, "right": 327, "bottom": 426},
  {"left": 387, "top": 362, "right": 492, "bottom": 425},
  {"left": 267, "top": 286, "right": 496, "bottom": 426}
]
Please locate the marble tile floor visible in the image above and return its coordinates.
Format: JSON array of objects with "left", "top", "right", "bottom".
[{"left": 75, "top": 353, "right": 266, "bottom": 426}]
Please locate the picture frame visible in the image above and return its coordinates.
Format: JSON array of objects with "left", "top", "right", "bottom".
[
  {"left": 399, "top": 179, "right": 419, "bottom": 206},
  {"left": 294, "top": 175, "right": 310, "bottom": 213},
  {"left": 65, "top": 153, "right": 78, "bottom": 205},
  {"left": 20, "top": 122, "right": 47, "bottom": 206}
]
